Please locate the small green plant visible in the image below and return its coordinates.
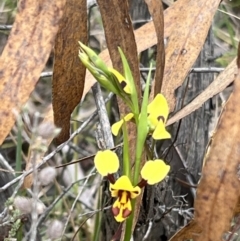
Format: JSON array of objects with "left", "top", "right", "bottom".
[
  {"left": 4, "top": 199, "right": 22, "bottom": 241},
  {"left": 79, "top": 42, "right": 171, "bottom": 240}
]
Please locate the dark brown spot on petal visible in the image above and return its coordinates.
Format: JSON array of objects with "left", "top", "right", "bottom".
[
  {"left": 157, "top": 115, "right": 165, "bottom": 123},
  {"left": 120, "top": 81, "right": 127, "bottom": 89},
  {"left": 117, "top": 190, "right": 131, "bottom": 203},
  {"left": 118, "top": 190, "right": 123, "bottom": 198},
  {"left": 122, "top": 208, "right": 131, "bottom": 218},
  {"left": 112, "top": 206, "right": 120, "bottom": 216}
]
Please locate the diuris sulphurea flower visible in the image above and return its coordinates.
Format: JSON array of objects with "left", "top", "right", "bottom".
[
  {"left": 112, "top": 94, "right": 171, "bottom": 140},
  {"left": 94, "top": 150, "right": 170, "bottom": 222}
]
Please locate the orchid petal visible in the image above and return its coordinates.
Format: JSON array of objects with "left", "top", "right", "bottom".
[
  {"left": 152, "top": 121, "right": 171, "bottom": 140},
  {"left": 110, "top": 176, "right": 140, "bottom": 222},
  {"left": 94, "top": 150, "right": 119, "bottom": 176},
  {"left": 141, "top": 160, "right": 170, "bottom": 185},
  {"left": 111, "top": 113, "right": 134, "bottom": 136},
  {"left": 147, "top": 94, "right": 169, "bottom": 121},
  {"left": 109, "top": 67, "right": 132, "bottom": 94},
  {"left": 110, "top": 176, "right": 141, "bottom": 195},
  {"left": 112, "top": 197, "right": 132, "bottom": 222}
]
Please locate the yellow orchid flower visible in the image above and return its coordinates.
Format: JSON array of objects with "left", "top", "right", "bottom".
[
  {"left": 147, "top": 94, "right": 171, "bottom": 140},
  {"left": 111, "top": 94, "right": 171, "bottom": 140},
  {"left": 94, "top": 150, "right": 170, "bottom": 222},
  {"left": 110, "top": 176, "right": 141, "bottom": 222}
]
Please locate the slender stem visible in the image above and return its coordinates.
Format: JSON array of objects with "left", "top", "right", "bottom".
[
  {"left": 122, "top": 121, "right": 130, "bottom": 177},
  {"left": 133, "top": 132, "right": 147, "bottom": 185},
  {"left": 133, "top": 65, "right": 152, "bottom": 185},
  {"left": 124, "top": 199, "right": 135, "bottom": 241}
]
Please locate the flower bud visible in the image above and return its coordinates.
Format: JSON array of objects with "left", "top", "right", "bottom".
[
  {"left": 38, "top": 122, "right": 61, "bottom": 140},
  {"left": 38, "top": 166, "right": 57, "bottom": 186},
  {"left": 13, "top": 196, "right": 32, "bottom": 214},
  {"left": 13, "top": 196, "right": 46, "bottom": 215},
  {"left": 79, "top": 42, "right": 109, "bottom": 74},
  {"left": 46, "top": 220, "right": 64, "bottom": 240}
]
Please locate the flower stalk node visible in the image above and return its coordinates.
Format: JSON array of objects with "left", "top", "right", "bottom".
[{"left": 107, "top": 174, "right": 116, "bottom": 184}]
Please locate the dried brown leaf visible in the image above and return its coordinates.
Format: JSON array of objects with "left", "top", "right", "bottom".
[
  {"left": 0, "top": 0, "right": 66, "bottom": 145},
  {"left": 97, "top": 0, "right": 140, "bottom": 87},
  {"left": 160, "top": 0, "right": 222, "bottom": 110},
  {"left": 167, "top": 58, "right": 238, "bottom": 126},
  {"left": 194, "top": 68, "right": 240, "bottom": 240},
  {"left": 144, "top": 0, "right": 165, "bottom": 95},
  {"left": 234, "top": 197, "right": 240, "bottom": 214},
  {"left": 169, "top": 220, "right": 202, "bottom": 241},
  {"left": 134, "top": 0, "right": 188, "bottom": 54},
  {"left": 52, "top": 0, "right": 87, "bottom": 144}
]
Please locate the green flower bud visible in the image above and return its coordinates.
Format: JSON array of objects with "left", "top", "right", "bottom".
[{"left": 79, "top": 42, "right": 109, "bottom": 74}]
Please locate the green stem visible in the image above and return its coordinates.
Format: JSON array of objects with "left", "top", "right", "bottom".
[
  {"left": 124, "top": 199, "right": 136, "bottom": 241},
  {"left": 133, "top": 64, "right": 153, "bottom": 185},
  {"left": 125, "top": 65, "right": 153, "bottom": 240},
  {"left": 123, "top": 121, "right": 130, "bottom": 177},
  {"left": 133, "top": 135, "right": 146, "bottom": 185}
]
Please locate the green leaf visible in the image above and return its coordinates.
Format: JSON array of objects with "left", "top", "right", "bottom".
[
  {"left": 133, "top": 63, "right": 152, "bottom": 185},
  {"left": 118, "top": 47, "right": 139, "bottom": 115}
]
